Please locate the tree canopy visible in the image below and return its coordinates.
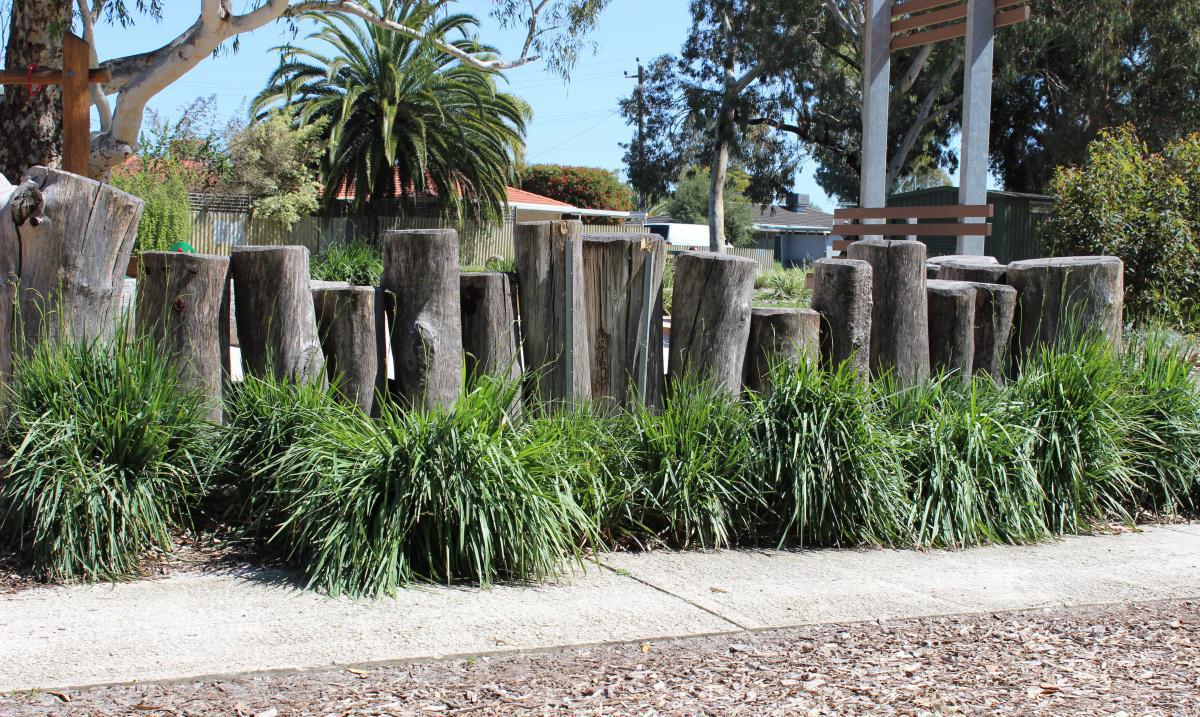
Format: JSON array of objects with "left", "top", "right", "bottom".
[
  {"left": 666, "top": 167, "right": 757, "bottom": 248},
  {"left": 521, "top": 164, "right": 633, "bottom": 211}
]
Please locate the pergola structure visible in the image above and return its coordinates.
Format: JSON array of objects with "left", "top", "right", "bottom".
[{"left": 858, "top": 0, "right": 1031, "bottom": 253}]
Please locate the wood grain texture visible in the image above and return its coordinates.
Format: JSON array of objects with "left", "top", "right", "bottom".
[
  {"left": 1006, "top": 256, "right": 1124, "bottom": 362},
  {"left": 581, "top": 232, "right": 665, "bottom": 410},
  {"left": 810, "top": 258, "right": 873, "bottom": 375},
  {"left": 926, "top": 279, "right": 976, "bottom": 378},
  {"left": 965, "top": 281, "right": 1017, "bottom": 381},
  {"left": 381, "top": 229, "right": 463, "bottom": 410},
  {"left": 847, "top": 238, "right": 930, "bottom": 385},
  {"left": 742, "top": 307, "right": 820, "bottom": 394},
  {"left": 938, "top": 259, "right": 1007, "bottom": 283},
  {"left": 136, "top": 252, "right": 230, "bottom": 421},
  {"left": 313, "top": 286, "right": 386, "bottom": 415},
  {"left": 460, "top": 272, "right": 522, "bottom": 384},
  {"left": 513, "top": 221, "right": 590, "bottom": 405},
  {"left": 230, "top": 245, "right": 325, "bottom": 385},
  {"left": 667, "top": 252, "right": 756, "bottom": 393}
]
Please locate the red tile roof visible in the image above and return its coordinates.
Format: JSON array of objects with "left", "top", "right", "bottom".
[{"left": 505, "top": 186, "right": 573, "bottom": 208}]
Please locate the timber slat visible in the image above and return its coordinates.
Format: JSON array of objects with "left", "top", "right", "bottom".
[
  {"left": 892, "top": 0, "right": 960, "bottom": 17},
  {"left": 834, "top": 223, "right": 993, "bottom": 237},
  {"left": 834, "top": 205, "right": 993, "bottom": 220}
]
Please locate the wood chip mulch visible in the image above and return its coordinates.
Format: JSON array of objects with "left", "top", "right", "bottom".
[{"left": 4, "top": 599, "right": 1198, "bottom": 716}]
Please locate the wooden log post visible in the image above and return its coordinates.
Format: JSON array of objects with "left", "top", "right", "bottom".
[
  {"left": 460, "top": 272, "right": 522, "bottom": 384},
  {"left": 667, "top": 252, "right": 756, "bottom": 392},
  {"left": 1006, "top": 256, "right": 1124, "bottom": 359},
  {"left": 513, "top": 221, "right": 590, "bottom": 405},
  {"left": 847, "top": 239, "right": 930, "bottom": 385},
  {"left": 810, "top": 258, "right": 873, "bottom": 375},
  {"left": 938, "top": 259, "right": 1007, "bottom": 283},
  {"left": 967, "top": 281, "right": 1017, "bottom": 381},
  {"left": 313, "top": 286, "right": 386, "bottom": 415},
  {"left": 581, "top": 232, "right": 666, "bottom": 410},
  {"left": 229, "top": 246, "right": 325, "bottom": 384},
  {"left": 381, "top": 229, "right": 464, "bottom": 410},
  {"left": 136, "top": 252, "right": 231, "bottom": 422},
  {"left": 926, "top": 279, "right": 976, "bottom": 378},
  {"left": 742, "top": 307, "right": 820, "bottom": 393},
  {"left": 2, "top": 167, "right": 141, "bottom": 350}
]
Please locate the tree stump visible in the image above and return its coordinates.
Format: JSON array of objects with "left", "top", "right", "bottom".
[
  {"left": 810, "top": 258, "right": 872, "bottom": 375},
  {"left": 742, "top": 307, "right": 820, "bottom": 393},
  {"left": 460, "top": 272, "right": 522, "bottom": 384},
  {"left": 230, "top": 246, "right": 325, "bottom": 385},
  {"left": 667, "top": 252, "right": 756, "bottom": 392},
  {"left": 381, "top": 229, "right": 464, "bottom": 410},
  {"left": 928, "top": 254, "right": 999, "bottom": 267},
  {"left": 581, "top": 232, "right": 666, "bottom": 410},
  {"left": 847, "top": 238, "right": 930, "bottom": 385},
  {"left": 926, "top": 279, "right": 976, "bottom": 378},
  {"left": 1, "top": 168, "right": 141, "bottom": 352},
  {"left": 135, "top": 252, "right": 231, "bottom": 422},
  {"left": 938, "top": 259, "right": 1007, "bottom": 283},
  {"left": 513, "top": 221, "right": 590, "bottom": 405},
  {"left": 313, "top": 286, "right": 386, "bottom": 415},
  {"left": 967, "top": 281, "right": 1017, "bottom": 381},
  {"left": 1006, "top": 256, "right": 1124, "bottom": 359}
]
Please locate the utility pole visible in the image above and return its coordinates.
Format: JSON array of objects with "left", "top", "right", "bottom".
[{"left": 625, "top": 58, "right": 646, "bottom": 212}]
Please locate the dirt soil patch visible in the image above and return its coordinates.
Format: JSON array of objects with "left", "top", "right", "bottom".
[{"left": 3, "top": 599, "right": 1197, "bottom": 716}]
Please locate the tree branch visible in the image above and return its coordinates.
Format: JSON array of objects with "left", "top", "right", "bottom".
[
  {"left": 886, "top": 54, "right": 963, "bottom": 188},
  {"left": 892, "top": 44, "right": 933, "bottom": 99},
  {"left": 76, "top": 0, "right": 112, "bottom": 133}
]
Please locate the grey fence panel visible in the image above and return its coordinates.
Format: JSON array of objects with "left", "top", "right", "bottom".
[{"left": 729, "top": 247, "right": 775, "bottom": 273}]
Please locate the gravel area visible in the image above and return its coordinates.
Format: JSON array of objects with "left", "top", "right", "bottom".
[{"left": 4, "top": 599, "right": 1197, "bottom": 716}]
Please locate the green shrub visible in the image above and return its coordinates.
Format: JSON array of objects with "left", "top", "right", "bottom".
[
  {"left": 884, "top": 377, "right": 1047, "bottom": 547},
  {"left": 309, "top": 241, "right": 385, "bottom": 285},
  {"left": 111, "top": 158, "right": 193, "bottom": 254},
  {"left": 753, "top": 263, "right": 811, "bottom": 308},
  {"left": 521, "top": 164, "right": 634, "bottom": 217},
  {"left": 258, "top": 378, "right": 591, "bottom": 596},
  {"left": 0, "top": 335, "right": 212, "bottom": 582},
  {"left": 1045, "top": 127, "right": 1200, "bottom": 328},
  {"left": 1013, "top": 338, "right": 1137, "bottom": 533},
  {"left": 751, "top": 359, "right": 910, "bottom": 547}
]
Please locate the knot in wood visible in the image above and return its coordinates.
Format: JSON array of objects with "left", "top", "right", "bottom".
[{"left": 172, "top": 297, "right": 187, "bottom": 313}]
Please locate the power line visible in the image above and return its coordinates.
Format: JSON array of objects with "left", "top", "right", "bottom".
[{"left": 527, "top": 110, "right": 620, "bottom": 161}]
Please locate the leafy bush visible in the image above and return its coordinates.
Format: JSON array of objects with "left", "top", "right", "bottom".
[
  {"left": 253, "top": 378, "right": 591, "bottom": 596},
  {"left": 1045, "top": 127, "right": 1200, "bottom": 328},
  {"left": 110, "top": 158, "right": 193, "bottom": 254},
  {"left": 522, "top": 164, "right": 634, "bottom": 213},
  {"left": 0, "top": 335, "right": 212, "bottom": 582},
  {"left": 753, "top": 263, "right": 811, "bottom": 308},
  {"left": 751, "top": 359, "right": 909, "bottom": 547},
  {"left": 309, "top": 241, "right": 385, "bottom": 286}
]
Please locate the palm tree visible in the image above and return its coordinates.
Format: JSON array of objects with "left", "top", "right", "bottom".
[{"left": 251, "top": 0, "right": 528, "bottom": 220}]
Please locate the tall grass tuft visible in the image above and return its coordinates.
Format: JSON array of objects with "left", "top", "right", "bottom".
[
  {"left": 309, "top": 240, "right": 384, "bottom": 285},
  {"left": 751, "top": 358, "right": 910, "bottom": 547},
  {"left": 884, "top": 377, "right": 1047, "bottom": 547},
  {"left": 262, "top": 377, "right": 592, "bottom": 596},
  {"left": 1121, "top": 327, "right": 1200, "bottom": 515},
  {"left": 0, "top": 334, "right": 212, "bottom": 582},
  {"left": 1013, "top": 338, "right": 1137, "bottom": 533},
  {"left": 615, "top": 378, "right": 764, "bottom": 549}
]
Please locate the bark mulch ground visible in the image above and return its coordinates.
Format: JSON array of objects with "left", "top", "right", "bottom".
[{"left": 3, "top": 599, "right": 1197, "bottom": 716}]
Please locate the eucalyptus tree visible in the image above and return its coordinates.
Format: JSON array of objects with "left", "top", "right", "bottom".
[{"left": 251, "top": 0, "right": 528, "bottom": 219}]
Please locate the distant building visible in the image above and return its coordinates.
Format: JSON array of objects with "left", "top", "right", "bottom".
[{"left": 753, "top": 193, "right": 834, "bottom": 267}]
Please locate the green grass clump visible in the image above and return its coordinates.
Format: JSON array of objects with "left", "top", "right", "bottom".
[
  {"left": 1013, "top": 339, "right": 1137, "bottom": 534},
  {"left": 615, "top": 378, "right": 763, "bottom": 549},
  {"left": 309, "top": 240, "right": 384, "bottom": 285},
  {"left": 0, "top": 336, "right": 212, "bottom": 582},
  {"left": 753, "top": 262, "right": 811, "bottom": 308},
  {"left": 885, "top": 378, "right": 1047, "bottom": 547},
  {"left": 752, "top": 359, "right": 909, "bottom": 547},
  {"left": 260, "top": 378, "right": 591, "bottom": 596}
]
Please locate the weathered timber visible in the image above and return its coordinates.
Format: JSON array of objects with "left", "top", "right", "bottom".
[
  {"left": 810, "top": 258, "right": 873, "bottom": 375},
  {"left": 581, "top": 232, "right": 666, "bottom": 409},
  {"left": 1006, "top": 256, "right": 1125, "bottom": 360},
  {"left": 230, "top": 245, "right": 325, "bottom": 384},
  {"left": 667, "top": 252, "right": 756, "bottom": 392},
  {"left": 513, "top": 221, "right": 590, "bottom": 405},
  {"left": 313, "top": 286, "right": 386, "bottom": 415},
  {"left": 926, "top": 279, "right": 976, "bottom": 378},
  {"left": 381, "top": 229, "right": 464, "bottom": 410},
  {"left": 460, "top": 272, "right": 522, "bottom": 384},
  {"left": 136, "top": 252, "right": 231, "bottom": 421},
  {"left": 742, "top": 307, "right": 820, "bottom": 393},
  {"left": 966, "top": 281, "right": 1017, "bottom": 380},
  {"left": 847, "top": 238, "right": 930, "bottom": 385},
  {"left": 939, "top": 259, "right": 1007, "bottom": 283}
]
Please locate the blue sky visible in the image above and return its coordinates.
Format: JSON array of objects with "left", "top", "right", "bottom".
[{"left": 92, "top": 0, "right": 839, "bottom": 209}]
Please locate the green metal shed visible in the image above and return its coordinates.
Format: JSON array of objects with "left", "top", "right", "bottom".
[{"left": 887, "top": 187, "right": 1055, "bottom": 263}]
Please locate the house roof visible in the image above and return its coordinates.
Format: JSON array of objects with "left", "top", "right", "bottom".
[
  {"left": 505, "top": 186, "right": 574, "bottom": 209},
  {"left": 753, "top": 204, "right": 835, "bottom": 233}
]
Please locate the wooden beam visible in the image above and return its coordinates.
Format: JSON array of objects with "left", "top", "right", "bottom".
[
  {"left": 61, "top": 33, "right": 90, "bottom": 176},
  {"left": 891, "top": 0, "right": 1028, "bottom": 50},
  {"left": 893, "top": 3, "right": 965, "bottom": 33},
  {"left": 0, "top": 67, "right": 110, "bottom": 84},
  {"left": 994, "top": 4, "right": 1031, "bottom": 28},
  {"left": 892, "top": 0, "right": 960, "bottom": 17},
  {"left": 834, "top": 223, "right": 993, "bottom": 237},
  {"left": 835, "top": 205, "right": 993, "bottom": 220}
]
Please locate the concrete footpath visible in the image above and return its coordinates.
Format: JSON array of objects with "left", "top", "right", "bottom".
[{"left": 3, "top": 525, "right": 1199, "bottom": 693}]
